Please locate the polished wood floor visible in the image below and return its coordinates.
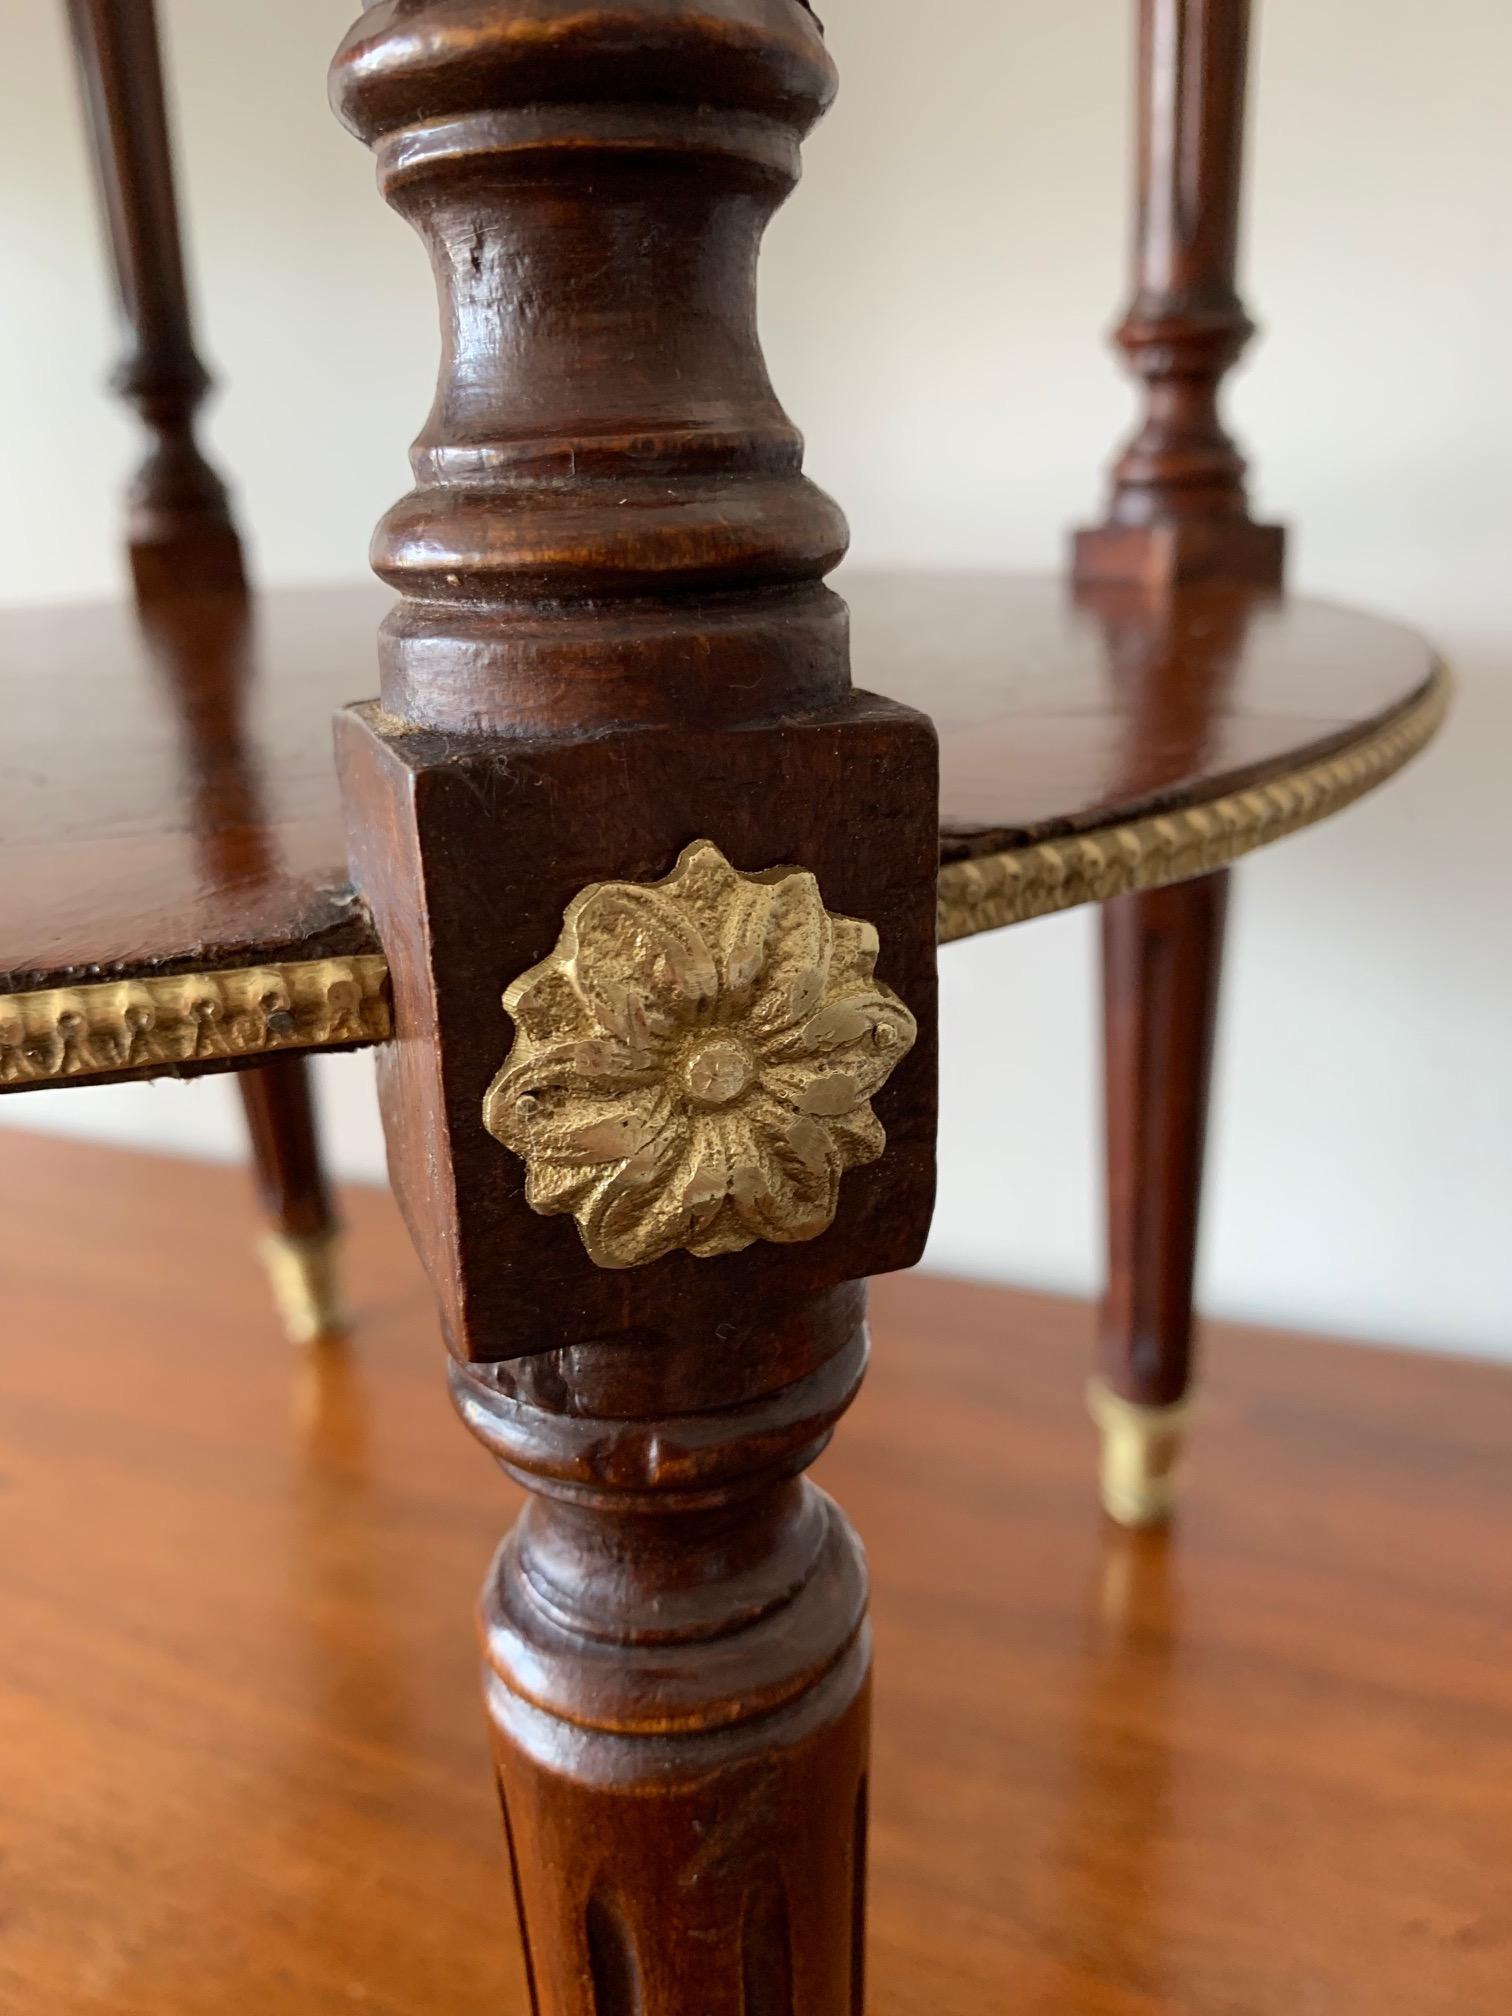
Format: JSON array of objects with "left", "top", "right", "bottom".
[{"left": 2, "top": 1132, "right": 1508, "bottom": 2013}]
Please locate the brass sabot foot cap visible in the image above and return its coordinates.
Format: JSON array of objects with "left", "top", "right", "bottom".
[
  {"left": 259, "top": 1227, "right": 348, "bottom": 1347},
  {"left": 1086, "top": 1378, "right": 1196, "bottom": 1530}
]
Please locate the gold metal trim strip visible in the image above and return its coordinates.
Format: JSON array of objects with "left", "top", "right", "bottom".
[
  {"left": 0, "top": 955, "right": 391, "bottom": 1091},
  {"left": 937, "top": 667, "right": 1450, "bottom": 943}
]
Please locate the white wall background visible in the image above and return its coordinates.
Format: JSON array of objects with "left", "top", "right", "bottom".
[{"left": 3, "top": 2, "right": 1508, "bottom": 1359}]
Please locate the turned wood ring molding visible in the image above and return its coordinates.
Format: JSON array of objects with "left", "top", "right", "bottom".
[
  {"left": 937, "top": 667, "right": 1450, "bottom": 945},
  {"left": 0, "top": 955, "right": 391, "bottom": 1090}
]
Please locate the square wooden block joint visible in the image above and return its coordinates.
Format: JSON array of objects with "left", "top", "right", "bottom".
[
  {"left": 337, "top": 696, "right": 940, "bottom": 1363},
  {"left": 1074, "top": 519, "right": 1286, "bottom": 590}
]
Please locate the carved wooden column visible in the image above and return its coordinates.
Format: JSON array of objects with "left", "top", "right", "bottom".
[
  {"left": 1074, "top": 0, "right": 1283, "bottom": 590},
  {"left": 67, "top": 0, "right": 341, "bottom": 1341},
  {"left": 330, "top": 3, "right": 937, "bottom": 2005},
  {"left": 1075, "top": 0, "right": 1282, "bottom": 1522}
]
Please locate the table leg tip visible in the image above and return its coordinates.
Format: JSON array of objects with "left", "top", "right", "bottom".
[
  {"left": 1087, "top": 1378, "right": 1194, "bottom": 1529},
  {"left": 259, "top": 1227, "right": 347, "bottom": 1347}
]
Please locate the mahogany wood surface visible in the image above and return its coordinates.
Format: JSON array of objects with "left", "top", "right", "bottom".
[
  {"left": 0, "top": 573, "right": 1440, "bottom": 996},
  {"left": 65, "top": 0, "right": 245, "bottom": 601},
  {"left": 67, "top": 0, "right": 337, "bottom": 1290},
  {"left": 1079, "top": 0, "right": 1278, "bottom": 1492},
  {"left": 1074, "top": 0, "right": 1284, "bottom": 590},
  {"left": 1100, "top": 871, "right": 1228, "bottom": 1408},
  {"left": 236, "top": 1051, "right": 337, "bottom": 1243},
  {"left": 3, "top": 1131, "right": 1509, "bottom": 2016},
  {"left": 0, "top": 587, "right": 380, "bottom": 995},
  {"left": 327, "top": 4, "right": 941, "bottom": 1999}
]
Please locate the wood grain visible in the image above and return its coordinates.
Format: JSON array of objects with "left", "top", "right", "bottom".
[
  {"left": 0, "top": 575, "right": 1440, "bottom": 997},
  {"left": 0, "top": 588, "right": 380, "bottom": 995},
  {"left": 2, "top": 1131, "right": 1508, "bottom": 2015}
]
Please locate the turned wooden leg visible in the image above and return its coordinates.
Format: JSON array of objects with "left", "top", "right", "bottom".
[
  {"left": 1096, "top": 871, "right": 1228, "bottom": 1525},
  {"left": 341, "top": 731, "right": 933, "bottom": 2010},
  {"left": 73, "top": 0, "right": 324, "bottom": 1338},
  {"left": 456, "top": 1292, "right": 871, "bottom": 2014},
  {"left": 1075, "top": 2, "right": 1277, "bottom": 1517},
  {"left": 237, "top": 1055, "right": 344, "bottom": 1345},
  {"left": 66, "top": 0, "right": 246, "bottom": 600},
  {"left": 328, "top": 2, "right": 937, "bottom": 2000},
  {"left": 1072, "top": 0, "right": 1285, "bottom": 589}
]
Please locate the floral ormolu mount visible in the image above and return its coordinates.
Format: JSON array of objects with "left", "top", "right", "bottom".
[{"left": 483, "top": 840, "right": 918, "bottom": 1269}]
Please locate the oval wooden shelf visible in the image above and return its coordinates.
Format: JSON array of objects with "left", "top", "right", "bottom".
[
  {"left": 0, "top": 573, "right": 1444, "bottom": 1085},
  {"left": 844, "top": 570, "right": 1445, "bottom": 859}
]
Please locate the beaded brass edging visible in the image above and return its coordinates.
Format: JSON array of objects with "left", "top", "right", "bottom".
[
  {"left": 0, "top": 955, "right": 391, "bottom": 1090},
  {"left": 937, "top": 668, "right": 1449, "bottom": 944},
  {"left": 0, "top": 676, "right": 1447, "bottom": 1081}
]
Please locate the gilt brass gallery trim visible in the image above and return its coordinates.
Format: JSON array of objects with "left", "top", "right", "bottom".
[
  {"left": 937, "top": 668, "right": 1450, "bottom": 943},
  {"left": 483, "top": 839, "right": 917, "bottom": 1270},
  {"left": 0, "top": 956, "right": 392, "bottom": 1090}
]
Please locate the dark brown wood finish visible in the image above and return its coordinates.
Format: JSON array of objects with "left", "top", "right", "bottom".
[
  {"left": 65, "top": 0, "right": 244, "bottom": 601},
  {"left": 1074, "top": 0, "right": 1283, "bottom": 590},
  {"left": 0, "top": 575, "right": 1438, "bottom": 1002},
  {"left": 330, "top": 3, "right": 936, "bottom": 2004},
  {"left": 6, "top": 1133, "right": 1511, "bottom": 2016},
  {"left": 1072, "top": 0, "right": 1286, "bottom": 1512},
  {"left": 1100, "top": 868, "right": 1227, "bottom": 1408},
  {"left": 237, "top": 1051, "right": 338, "bottom": 1243},
  {"left": 65, "top": 0, "right": 337, "bottom": 1324},
  {"left": 1078, "top": 576, "right": 1251, "bottom": 1488},
  {"left": 0, "top": 586, "right": 382, "bottom": 999}
]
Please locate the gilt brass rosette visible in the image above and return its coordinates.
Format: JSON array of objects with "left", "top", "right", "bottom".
[{"left": 483, "top": 840, "right": 917, "bottom": 1270}]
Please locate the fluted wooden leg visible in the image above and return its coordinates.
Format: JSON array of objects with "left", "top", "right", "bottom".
[
  {"left": 1096, "top": 870, "right": 1228, "bottom": 1524},
  {"left": 329, "top": 3, "right": 937, "bottom": 2002},
  {"left": 237, "top": 1055, "right": 344, "bottom": 1345},
  {"left": 456, "top": 1294, "right": 872, "bottom": 2016}
]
